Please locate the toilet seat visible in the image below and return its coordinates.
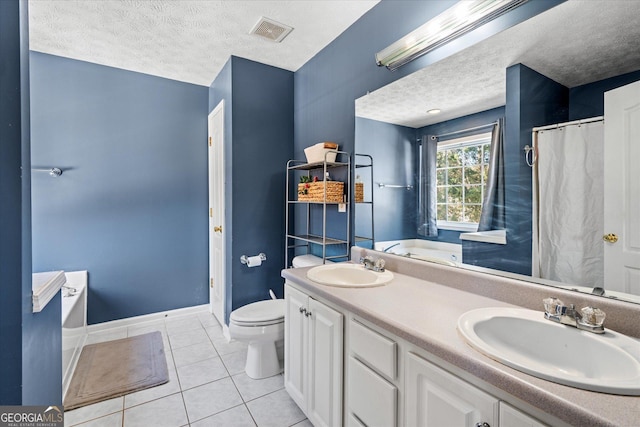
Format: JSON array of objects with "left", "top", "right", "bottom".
[
  {"left": 230, "top": 299, "right": 285, "bottom": 326},
  {"left": 231, "top": 318, "right": 283, "bottom": 327}
]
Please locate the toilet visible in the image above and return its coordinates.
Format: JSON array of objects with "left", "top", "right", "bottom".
[{"left": 228, "top": 255, "right": 323, "bottom": 379}]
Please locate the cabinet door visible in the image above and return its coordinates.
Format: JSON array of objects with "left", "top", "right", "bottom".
[
  {"left": 500, "top": 402, "right": 546, "bottom": 427},
  {"left": 307, "top": 297, "right": 344, "bottom": 427},
  {"left": 406, "top": 352, "right": 498, "bottom": 427},
  {"left": 284, "top": 285, "right": 309, "bottom": 411}
]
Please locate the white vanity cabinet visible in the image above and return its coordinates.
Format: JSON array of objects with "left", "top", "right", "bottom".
[
  {"left": 405, "top": 351, "right": 499, "bottom": 427},
  {"left": 284, "top": 280, "right": 549, "bottom": 427},
  {"left": 284, "top": 283, "right": 344, "bottom": 427}
]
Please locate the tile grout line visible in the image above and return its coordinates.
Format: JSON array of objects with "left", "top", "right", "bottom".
[
  {"left": 181, "top": 314, "right": 230, "bottom": 426},
  {"left": 187, "top": 402, "right": 250, "bottom": 426},
  {"left": 167, "top": 323, "right": 192, "bottom": 427},
  {"left": 120, "top": 394, "right": 125, "bottom": 427}
]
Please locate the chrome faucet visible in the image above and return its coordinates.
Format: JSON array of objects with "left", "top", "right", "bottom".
[
  {"left": 360, "top": 256, "right": 386, "bottom": 272},
  {"left": 543, "top": 297, "right": 606, "bottom": 334},
  {"left": 382, "top": 242, "right": 400, "bottom": 253}
]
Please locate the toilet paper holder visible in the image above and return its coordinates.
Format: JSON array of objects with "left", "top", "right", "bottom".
[{"left": 240, "top": 253, "right": 267, "bottom": 265}]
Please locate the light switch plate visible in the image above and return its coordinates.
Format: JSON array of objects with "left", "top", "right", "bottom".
[{"left": 338, "top": 203, "right": 346, "bottom": 212}]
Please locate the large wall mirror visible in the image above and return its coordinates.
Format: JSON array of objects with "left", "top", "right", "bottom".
[{"left": 354, "top": 0, "right": 640, "bottom": 305}]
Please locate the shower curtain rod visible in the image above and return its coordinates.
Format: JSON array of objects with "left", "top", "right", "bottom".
[
  {"left": 433, "top": 120, "right": 498, "bottom": 140},
  {"left": 532, "top": 116, "right": 603, "bottom": 132},
  {"left": 525, "top": 115, "right": 604, "bottom": 167}
]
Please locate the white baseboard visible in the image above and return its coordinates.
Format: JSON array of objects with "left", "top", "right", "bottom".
[{"left": 86, "top": 304, "right": 210, "bottom": 334}]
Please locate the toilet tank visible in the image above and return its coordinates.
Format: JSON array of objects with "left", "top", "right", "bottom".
[{"left": 292, "top": 255, "right": 324, "bottom": 268}]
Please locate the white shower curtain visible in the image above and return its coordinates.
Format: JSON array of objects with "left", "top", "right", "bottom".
[{"left": 532, "top": 121, "right": 604, "bottom": 286}]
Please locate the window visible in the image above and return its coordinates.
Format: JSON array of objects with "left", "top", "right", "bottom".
[{"left": 435, "top": 132, "right": 491, "bottom": 230}]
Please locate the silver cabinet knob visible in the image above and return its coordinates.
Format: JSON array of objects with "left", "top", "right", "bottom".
[{"left": 475, "top": 422, "right": 490, "bottom": 427}]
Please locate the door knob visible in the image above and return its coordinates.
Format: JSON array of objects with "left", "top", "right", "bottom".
[
  {"left": 603, "top": 233, "right": 618, "bottom": 243},
  {"left": 214, "top": 226, "right": 223, "bottom": 233}
]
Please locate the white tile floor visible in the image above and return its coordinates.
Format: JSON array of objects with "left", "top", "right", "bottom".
[{"left": 65, "top": 311, "right": 310, "bottom": 427}]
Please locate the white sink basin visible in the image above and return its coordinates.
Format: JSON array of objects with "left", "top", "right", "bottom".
[
  {"left": 306, "top": 263, "right": 393, "bottom": 288},
  {"left": 457, "top": 307, "right": 640, "bottom": 395}
]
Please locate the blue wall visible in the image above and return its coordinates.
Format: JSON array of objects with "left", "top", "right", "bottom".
[
  {"left": 209, "top": 57, "right": 293, "bottom": 321},
  {"left": 355, "top": 117, "right": 416, "bottom": 243},
  {"left": 293, "top": 0, "right": 565, "bottom": 245},
  {"left": 229, "top": 57, "right": 293, "bottom": 310},
  {"left": 30, "top": 53, "right": 209, "bottom": 324}
]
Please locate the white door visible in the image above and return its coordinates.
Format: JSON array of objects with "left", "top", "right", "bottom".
[
  {"left": 604, "top": 80, "right": 640, "bottom": 295},
  {"left": 208, "top": 101, "right": 225, "bottom": 325}
]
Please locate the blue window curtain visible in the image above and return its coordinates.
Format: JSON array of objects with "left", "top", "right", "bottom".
[
  {"left": 478, "top": 118, "right": 506, "bottom": 231},
  {"left": 417, "top": 135, "right": 438, "bottom": 237}
]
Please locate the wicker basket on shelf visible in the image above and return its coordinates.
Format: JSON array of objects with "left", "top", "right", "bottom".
[
  {"left": 355, "top": 183, "right": 364, "bottom": 203},
  {"left": 298, "top": 181, "right": 344, "bottom": 203}
]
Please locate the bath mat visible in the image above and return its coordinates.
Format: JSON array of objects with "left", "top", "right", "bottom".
[{"left": 64, "top": 331, "right": 168, "bottom": 410}]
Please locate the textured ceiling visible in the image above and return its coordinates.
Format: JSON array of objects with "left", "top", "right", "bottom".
[
  {"left": 28, "top": 0, "right": 379, "bottom": 87},
  {"left": 357, "top": 0, "right": 640, "bottom": 128}
]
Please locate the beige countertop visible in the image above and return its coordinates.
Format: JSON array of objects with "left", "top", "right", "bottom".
[{"left": 282, "top": 260, "right": 640, "bottom": 427}]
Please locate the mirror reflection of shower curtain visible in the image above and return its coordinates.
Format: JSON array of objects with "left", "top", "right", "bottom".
[
  {"left": 478, "top": 118, "right": 505, "bottom": 231},
  {"left": 417, "top": 135, "right": 438, "bottom": 237},
  {"left": 532, "top": 121, "right": 604, "bottom": 286}
]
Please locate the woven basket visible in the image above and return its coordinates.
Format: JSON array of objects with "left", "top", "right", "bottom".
[
  {"left": 355, "top": 183, "right": 364, "bottom": 203},
  {"left": 298, "top": 181, "right": 344, "bottom": 202}
]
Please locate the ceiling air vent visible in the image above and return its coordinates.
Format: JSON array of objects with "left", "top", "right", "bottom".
[{"left": 250, "top": 17, "right": 293, "bottom": 43}]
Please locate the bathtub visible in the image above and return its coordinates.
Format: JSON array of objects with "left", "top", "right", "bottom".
[
  {"left": 375, "top": 239, "right": 462, "bottom": 266},
  {"left": 62, "top": 271, "right": 88, "bottom": 398}
]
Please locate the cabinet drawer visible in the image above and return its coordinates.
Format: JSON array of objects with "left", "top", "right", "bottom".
[
  {"left": 350, "top": 319, "right": 397, "bottom": 380},
  {"left": 348, "top": 357, "right": 397, "bottom": 427}
]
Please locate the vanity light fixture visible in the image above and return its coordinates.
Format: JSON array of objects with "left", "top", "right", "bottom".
[
  {"left": 427, "top": 108, "right": 442, "bottom": 115},
  {"left": 375, "top": 0, "right": 529, "bottom": 71}
]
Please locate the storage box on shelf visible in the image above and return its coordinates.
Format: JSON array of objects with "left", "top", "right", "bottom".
[
  {"left": 304, "top": 141, "right": 339, "bottom": 163},
  {"left": 355, "top": 182, "right": 364, "bottom": 203},
  {"left": 298, "top": 181, "right": 344, "bottom": 203}
]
